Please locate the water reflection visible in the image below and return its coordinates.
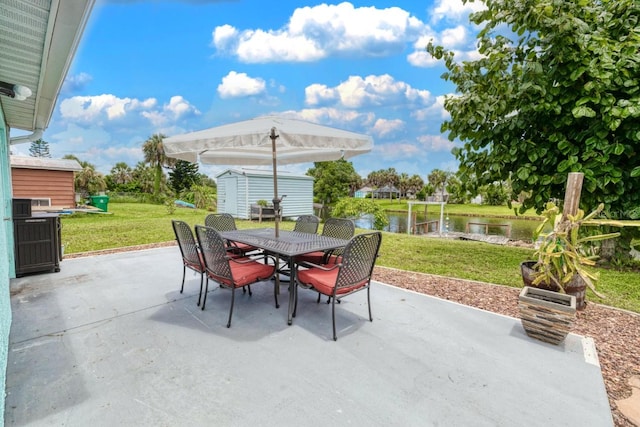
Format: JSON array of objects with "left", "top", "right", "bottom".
[{"left": 354, "top": 212, "right": 541, "bottom": 241}]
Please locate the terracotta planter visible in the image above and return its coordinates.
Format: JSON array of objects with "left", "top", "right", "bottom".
[{"left": 518, "top": 286, "right": 576, "bottom": 345}]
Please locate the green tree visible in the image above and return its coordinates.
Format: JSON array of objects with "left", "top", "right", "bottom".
[
  {"left": 105, "top": 162, "right": 135, "bottom": 192},
  {"left": 427, "top": 0, "right": 640, "bottom": 217},
  {"left": 407, "top": 174, "right": 425, "bottom": 199},
  {"left": 29, "top": 138, "right": 51, "bottom": 158},
  {"left": 306, "top": 159, "right": 361, "bottom": 205},
  {"left": 142, "top": 133, "right": 175, "bottom": 200},
  {"left": 63, "top": 155, "right": 106, "bottom": 198},
  {"left": 446, "top": 174, "right": 469, "bottom": 204},
  {"left": 427, "top": 169, "right": 450, "bottom": 202},
  {"left": 132, "top": 162, "right": 157, "bottom": 194},
  {"left": 331, "top": 198, "right": 389, "bottom": 230},
  {"left": 169, "top": 160, "right": 200, "bottom": 195}
]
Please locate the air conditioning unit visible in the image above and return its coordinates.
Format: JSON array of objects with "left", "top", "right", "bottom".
[{"left": 30, "top": 198, "right": 51, "bottom": 207}]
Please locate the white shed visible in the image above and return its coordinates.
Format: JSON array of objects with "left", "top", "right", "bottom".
[{"left": 215, "top": 168, "right": 314, "bottom": 219}]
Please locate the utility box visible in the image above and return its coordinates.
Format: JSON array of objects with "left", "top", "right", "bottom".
[
  {"left": 89, "top": 195, "right": 109, "bottom": 212},
  {"left": 14, "top": 213, "right": 61, "bottom": 277}
]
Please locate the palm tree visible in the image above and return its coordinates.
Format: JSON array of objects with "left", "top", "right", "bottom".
[
  {"left": 63, "top": 155, "right": 106, "bottom": 198},
  {"left": 142, "top": 134, "right": 175, "bottom": 199},
  {"left": 109, "top": 162, "right": 133, "bottom": 185},
  {"left": 428, "top": 169, "right": 449, "bottom": 202}
]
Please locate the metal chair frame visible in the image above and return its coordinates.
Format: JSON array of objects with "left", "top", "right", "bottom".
[
  {"left": 171, "top": 220, "right": 205, "bottom": 306},
  {"left": 205, "top": 213, "right": 260, "bottom": 256},
  {"left": 293, "top": 215, "right": 320, "bottom": 234},
  {"left": 295, "top": 232, "right": 382, "bottom": 340},
  {"left": 195, "top": 225, "right": 279, "bottom": 327}
]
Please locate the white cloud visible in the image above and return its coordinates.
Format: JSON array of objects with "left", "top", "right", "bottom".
[
  {"left": 417, "top": 134, "right": 455, "bottom": 151},
  {"left": 374, "top": 142, "right": 422, "bottom": 159},
  {"left": 141, "top": 96, "right": 201, "bottom": 126},
  {"left": 408, "top": 1, "right": 484, "bottom": 68},
  {"left": 59, "top": 94, "right": 158, "bottom": 123},
  {"left": 62, "top": 72, "right": 93, "bottom": 93},
  {"left": 212, "top": 2, "right": 424, "bottom": 63},
  {"left": 58, "top": 94, "right": 200, "bottom": 130},
  {"left": 276, "top": 107, "right": 376, "bottom": 130},
  {"left": 412, "top": 95, "right": 450, "bottom": 120},
  {"left": 431, "top": 0, "right": 486, "bottom": 24},
  {"left": 305, "top": 74, "right": 431, "bottom": 109},
  {"left": 372, "top": 118, "right": 405, "bottom": 137},
  {"left": 217, "top": 71, "right": 267, "bottom": 98}
]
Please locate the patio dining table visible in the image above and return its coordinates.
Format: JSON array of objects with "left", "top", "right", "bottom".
[{"left": 219, "top": 228, "right": 349, "bottom": 325}]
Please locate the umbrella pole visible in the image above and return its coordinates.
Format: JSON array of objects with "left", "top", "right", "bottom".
[{"left": 270, "top": 127, "right": 280, "bottom": 238}]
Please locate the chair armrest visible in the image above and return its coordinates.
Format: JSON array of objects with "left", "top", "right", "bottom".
[{"left": 295, "top": 260, "right": 341, "bottom": 272}]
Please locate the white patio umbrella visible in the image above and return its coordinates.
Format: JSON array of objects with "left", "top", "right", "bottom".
[{"left": 163, "top": 116, "right": 373, "bottom": 237}]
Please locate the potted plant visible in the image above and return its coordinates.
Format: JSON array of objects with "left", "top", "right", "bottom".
[
  {"left": 522, "top": 201, "right": 621, "bottom": 309},
  {"left": 519, "top": 201, "right": 622, "bottom": 344}
]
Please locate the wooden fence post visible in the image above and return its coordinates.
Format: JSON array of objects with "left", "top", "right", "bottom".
[{"left": 562, "top": 172, "right": 584, "bottom": 219}]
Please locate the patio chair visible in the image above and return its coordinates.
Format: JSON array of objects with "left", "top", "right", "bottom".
[
  {"left": 205, "top": 213, "right": 260, "bottom": 256},
  {"left": 195, "top": 225, "right": 279, "bottom": 327},
  {"left": 295, "top": 231, "right": 382, "bottom": 340},
  {"left": 171, "top": 220, "right": 205, "bottom": 306},
  {"left": 296, "top": 218, "right": 355, "bottom": 265},
  {"left": 293, "top": 215, "right": 320, "bottom": 234}
]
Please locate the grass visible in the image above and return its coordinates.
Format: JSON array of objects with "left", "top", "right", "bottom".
[
  {"left": 373, "top": 199, "right": 542, "bottom": 219},
  {"left": 60, "top": 202, "right": 640, "bottom": 313}
]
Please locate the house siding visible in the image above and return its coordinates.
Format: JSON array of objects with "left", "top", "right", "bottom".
[
  {"left": 216, "top": 169, "right": 314, "bottom": 219},
  {"left": 11, "top": 168, "right": 77, "bottom": 208}
]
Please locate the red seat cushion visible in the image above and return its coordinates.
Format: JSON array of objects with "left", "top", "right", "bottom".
[
  {"left": 297, "top": 266, "right": 367, "bottom": 296},
  {"left": 229, "top": 260, "right": 275, "bottom": 287}
]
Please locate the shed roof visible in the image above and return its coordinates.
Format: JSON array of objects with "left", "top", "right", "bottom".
[
  {"left": 10, "top": 156, "right": 82, "bottom": 172},
  {"left": 215, "top": 168, "right": 313, "bottom": 180}
]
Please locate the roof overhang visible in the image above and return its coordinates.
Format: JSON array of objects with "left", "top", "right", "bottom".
[
  {"left": 0, "top": 0, "right": 95, "bottom": 142},
  {"left": 10, "top": 155, "right": 82, "bottom": 171}
]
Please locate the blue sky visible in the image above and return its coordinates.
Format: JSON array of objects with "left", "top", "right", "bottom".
[{"left": 12, "top": 0, "right": 485, "bottom": 179}]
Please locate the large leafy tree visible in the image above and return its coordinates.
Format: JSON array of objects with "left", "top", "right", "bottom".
[
  {"left": 142, "top": 133, "right": 175, "bottom": 199},
  {"left": 169, "top": 160, "right": 200, "bottom": 194},
  {"left": 307, "top": 159, "right": 361, "bottom": 205},
  {"left": 427, "top": 0, "right": 640, "bottom": 217},
  {"left": 29, "top": 138, "right": 51, "bottom": 158}
]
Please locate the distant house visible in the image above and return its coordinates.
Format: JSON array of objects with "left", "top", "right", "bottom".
[
  {"left": 427, "top": 188, "right": 450, "bottom": 203},
  {"left": 215, "top": 168, "right": 314, "bottom": 219},
  {"left": 354, "top": 186, "right": 373, "bottom": 198},
  {"left": 373, "top": 185, "right": 400, "bottom": 199},
  {"left": 10, "top": 156, "right": 82, "bottom": 209}
]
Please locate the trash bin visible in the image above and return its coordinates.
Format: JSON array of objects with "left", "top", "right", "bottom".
[{"left": 89, "top": 195, "right": 109, "bottom": 212}]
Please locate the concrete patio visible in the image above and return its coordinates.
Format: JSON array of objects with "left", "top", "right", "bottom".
[{"left": 6, "top": 246, "right": 613, "bottom": 426}]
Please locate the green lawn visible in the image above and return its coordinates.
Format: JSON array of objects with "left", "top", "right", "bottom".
[{"left": 60, "top": 202, "right": 640, "bottom": 313}]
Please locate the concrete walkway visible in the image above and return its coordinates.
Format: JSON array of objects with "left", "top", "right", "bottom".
[{"left": 6, "top": 246, "right": 613, "bottom": 426}]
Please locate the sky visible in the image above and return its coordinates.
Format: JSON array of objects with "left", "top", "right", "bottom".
[{"left": 11, "top": 0, "right": 486, "bottom": 180}]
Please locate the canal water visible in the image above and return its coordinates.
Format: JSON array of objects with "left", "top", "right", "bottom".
[{"left": 354, "top": 212, "right": 542, "bottom": 241}]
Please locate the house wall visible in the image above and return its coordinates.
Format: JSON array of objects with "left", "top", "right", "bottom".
[
  {"left": 0, "top": 107, "right": 13, "bottom": 426},
  {"left": 11, "top": 168, "right": 76, "bottom": 208}
]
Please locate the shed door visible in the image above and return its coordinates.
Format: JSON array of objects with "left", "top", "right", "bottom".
[{"left": 226, "top": 177, "right": 238, "bottom": 216}]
